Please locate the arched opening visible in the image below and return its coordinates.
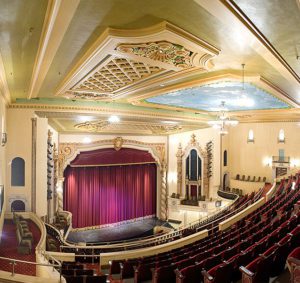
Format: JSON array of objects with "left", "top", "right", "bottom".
[
  {"left": 11, "top": 157, "right": 25, "bottom": 186},
  {"left": 11, "top": 200, "right": 25, "bottom": 212}
]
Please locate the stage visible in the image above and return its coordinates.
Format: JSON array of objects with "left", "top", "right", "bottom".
[{"left": 66, "top": 218, "right": 174, "bottom": 244}]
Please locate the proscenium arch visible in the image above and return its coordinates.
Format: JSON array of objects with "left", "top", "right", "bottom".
[{"left": 58, "top": 138, "right": 167, "bottom": 220}]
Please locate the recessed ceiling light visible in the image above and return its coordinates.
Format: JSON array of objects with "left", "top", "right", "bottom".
[
  {"left": 108, "top": 115, "right": 120, "bottom": 123},
  {"left": 83, "top": 137, "right": 91, "bottom": 143},
  {"left": 77, "top": 116, "right": 92, "bottom": 123}
]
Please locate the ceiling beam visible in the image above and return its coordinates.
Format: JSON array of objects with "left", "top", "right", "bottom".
[
  {"left": 0, "top": 52, "right": 11, "bottom": 105},
  {"left": 27, "top": 0, "right": 80, "bottom": 99},
  {"left": 195, "top": 0, "right": 300, "bottom": 101}
]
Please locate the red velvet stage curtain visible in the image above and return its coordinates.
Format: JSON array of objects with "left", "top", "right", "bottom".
[{"left": 63, "top": 163, "right": 157, "bottom": 228}]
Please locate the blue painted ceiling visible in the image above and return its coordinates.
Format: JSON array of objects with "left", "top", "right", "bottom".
[{"left": 145, "top": 82, "right": 290, "bottom": 111}]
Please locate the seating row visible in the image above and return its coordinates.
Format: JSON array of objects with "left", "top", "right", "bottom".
[
  {"left": 106, "top": 175, "right": 300, "bottom": 282},
  {"left": 235, "top": 174, "right": 266, "bottom": 182},
  {"left": 13, "top": 213, "right": 34, "bottom": 255}
]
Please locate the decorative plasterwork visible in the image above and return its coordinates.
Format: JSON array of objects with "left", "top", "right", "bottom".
[
  {"left": 68, "top": 58, "right": 164, "bottom": 100},
  {"left": 55, "top": 21, "right": 219, "bottom": 101},
  {"left": 116, "top": 41, "right": 194, "bottom": 68},
  {"left": 177, "top": 134, "right": 209, "bottom": 198},
  {"left": 74, "top": 119, "right": 183, "bottom": 135},
  {"left": 58, "top": 138, "right": 166, "bottom": 178}
]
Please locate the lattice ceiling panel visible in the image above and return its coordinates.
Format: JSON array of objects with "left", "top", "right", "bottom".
[{"left": 72, "top": 58, "right": 164, "bottom": 95}]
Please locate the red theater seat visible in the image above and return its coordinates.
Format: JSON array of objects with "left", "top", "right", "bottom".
[{"left": 287, "top": 247, "right": 300, "bottom": 283}]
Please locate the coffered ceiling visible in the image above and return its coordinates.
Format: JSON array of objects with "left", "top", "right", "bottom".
[{"left": 1, "top": 0, "right": 300, "bottom": 134}]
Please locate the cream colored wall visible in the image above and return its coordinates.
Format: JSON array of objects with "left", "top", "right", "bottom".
[
  {"left": 0, "top": 95, "right": 6, "bottom": 242},
  {"left": 228, "top": 122, "right": 300, "bottom": 183},
  {"left": 168, "top": 128, "right": 221, "bottom": 199},
  {"left": 6, "top": 108, "right": 34, "bottom": 212},
  {"left": 6, "top": 109, "right": 52, "bottom": 217}
]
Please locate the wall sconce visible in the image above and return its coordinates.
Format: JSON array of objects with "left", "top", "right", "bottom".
[
  {"left": 1, "top": 133, "right": 7, "bottom": 146},
  {"left": 263, "top": 157, "right": 272, "bottom": 167},
  {"left": 278, "top": 129, "right": 285, "bottom": 143},
  {"left": 290, "top": 159, "right": 299, "bottom": 168},
  {"left": 247, "top": 129, "right": 254, "bottom": 143}
]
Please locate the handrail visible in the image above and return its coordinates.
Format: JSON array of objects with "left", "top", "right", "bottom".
[
  {"left": 59, "top": 195, "right": 250, "bottom": 251},
  {"left": 1, "top": 212, "right": 63, "bottom": 282},
  {"left": 61, "top": 195, "right": 240, "bottom": 249},
  {"left": 0, "top": 255, "right": 61, "bottom": 279},
  {"left": 59, "top": 202, "right": 232, "bottom": 250}
]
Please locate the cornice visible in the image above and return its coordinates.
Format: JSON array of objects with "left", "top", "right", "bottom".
[{"left": 8, "top": 103, "right": 209, "bottom": 123}]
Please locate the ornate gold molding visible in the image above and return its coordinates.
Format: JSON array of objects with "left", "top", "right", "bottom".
[
  {"left": 58, "top": 138, "right": 166, "bottom": 178},
  {"left": 177, "top": 134, "right": 209, "bottom": 198},
  {"left": 58, "top": 137, "right": 168, "bottom": 220},
  {"left": 116, "top": 41, "right": 194, "bottom": 69},
  {"left": 74, "top": 119, "right": 183, "bottom": 134}
]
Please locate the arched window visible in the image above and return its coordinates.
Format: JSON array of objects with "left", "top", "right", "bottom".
[
  {"left": 11, "top": 157, "right": 25, "bottom": 186},
  {"left": 278, "top": 129, "right": 285, "bottom": 143},
  {"left": 223, "top": 150, "right": 228, "bottom": 167},
  {"left": 185, "top": 149, "right": 202, "bottom": 181}
]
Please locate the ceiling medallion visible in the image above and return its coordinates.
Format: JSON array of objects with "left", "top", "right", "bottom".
[{"left": 116, "top": 41, "right": 193, "bottom": 68}]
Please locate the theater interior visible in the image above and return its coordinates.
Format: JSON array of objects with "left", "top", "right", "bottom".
[{"left": 0, "top": 0, "right": 300, "bottom": 282}]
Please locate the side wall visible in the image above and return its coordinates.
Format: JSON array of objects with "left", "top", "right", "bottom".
[
  {"left": 0, "top": 96, "right": 6, "bottom": 242},
  {"left": 228, "top": 122, "right": 300, "bottom": 182},
  {"left": 6, "top": 108, "right": 50, "bottom": 218}
]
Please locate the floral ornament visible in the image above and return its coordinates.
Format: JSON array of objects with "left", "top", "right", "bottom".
[{"left": 117, "top": 41, "right": 193, "bottom": 68}]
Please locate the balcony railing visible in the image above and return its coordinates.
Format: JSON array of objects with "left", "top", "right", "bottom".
[{"left": 272, "top": 156, "right": 290, "bottom": 164}]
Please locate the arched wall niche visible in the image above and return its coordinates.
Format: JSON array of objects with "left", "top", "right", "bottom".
[
  {"left": 8, "top": 195, "right": 29, "bottom": 212},
  {"left": 58, "top": 137, "right": 167, "bottom": 220},
  {"left": 176, "top": 134, "right": 209, "bottom": 199}
]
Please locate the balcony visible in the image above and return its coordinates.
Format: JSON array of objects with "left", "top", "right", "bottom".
[{"left": 272, "top": 156, "right": 290, "bottom": 166}]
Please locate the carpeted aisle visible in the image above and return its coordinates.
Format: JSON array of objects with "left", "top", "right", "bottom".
[{"left": 0, "top": 219, "right": 41, "bottom": 276}]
